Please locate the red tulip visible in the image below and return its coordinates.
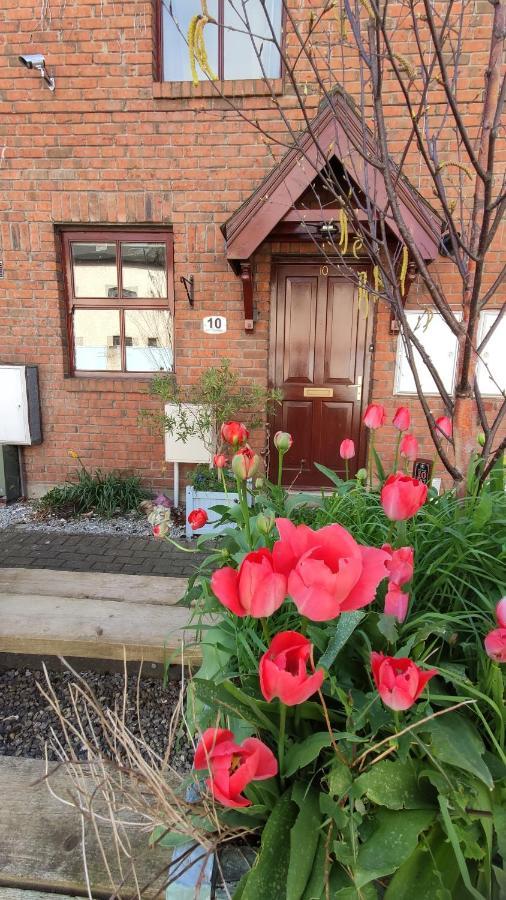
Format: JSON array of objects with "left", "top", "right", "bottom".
[
  {"left": 274, "top": 431, "right": 293, "bottom": 453},
  {"left": 392, "top": 406, "right": 410, "bottom": 432},
  {"left": 495, "top": 598, "right": 506, "bottom": 628},
  {"left": 399, "top": 434, "right": 419, "bottom": 462},
  {"left": 221, "top": 421, "right": 249, "bottom": 448},
  {"left": 363, "top": 404, "right": 386, "bottom": 429},
  {"left": 484, "top": 629, "right": 506, "bottom": 663},
  {"left": 272, "top": 518, "right": 390, "bottom": 621},
  {"left": 194, "top": 728, "right": 277, "bottom": 808},
  {"left": 382, "top": 545, "right": 414, "bottom": 586},
  {"left": 384, "top": 583, "right": 409, "bottom": 623},
  {"left": 371, "top": 652, "right": 437, "bottom": 711},
  {"left": 152, "top": 522, "right": 169, "bottom": 539},
  {"left": 214, "top": 453, "right": 227, "bottom": 469},
  {"left": 188, "top": 508, "right": 208, "bottom": 530},
  {"left": 259, "top": 631, "right": 324, "bottom": 706},
  {"left": 211, "top": 548, "right": 287, "bottom": 618},
  {"left": 381, "top": 473, "right": 428, "bottom": 521},
  {"left": 339, "top": 439, "right": 355, "bottom": 460},
  {"left": 231, "top": 445, "right": 260, "bottom": 480},
  {"left": 435, "top": 416, "right": 452, "bottom": 440}
]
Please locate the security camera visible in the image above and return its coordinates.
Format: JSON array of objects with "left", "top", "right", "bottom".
[{"left": 18, "top": 53, "right": 55, "bottom": 91}]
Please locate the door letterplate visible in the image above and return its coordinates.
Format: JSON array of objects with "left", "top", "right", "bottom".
[{"left": 303, "top": 387, "right": 334, "bottom": 398}]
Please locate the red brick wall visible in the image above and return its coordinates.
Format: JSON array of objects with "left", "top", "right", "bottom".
[{"left": 0, "top": 1, "right": 503, "bottom": 496}]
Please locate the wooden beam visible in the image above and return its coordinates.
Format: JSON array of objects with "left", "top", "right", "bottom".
[
  {"left": 0, "top": 568, "right": 187, "bottom": 607},
  {"left": 240, "top": 261, "right": 255, "bottom": 331}
]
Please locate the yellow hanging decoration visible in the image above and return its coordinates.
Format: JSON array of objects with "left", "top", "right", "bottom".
[
  {"left": 358, "top": 0, "right": 374, "bottom": 17},
  {"left": 436, "top": 160, "right": 473, "bottom": 180},
  {"left": 188, "top": 4, "right": 217, "bottom": 86},
  {"left": 399, "top": 245, "right": 409, "bottom": 296},
  {"left": 352, "top": 238, "right": 363, "bottom": 259},
  {"left": 339, "top": 208, "right": 349, "bottom": 255},
  {"left": 358, "top": 271, "right": 369, "bottom": 317},
  {"left": 373, "top": 265, "right": 384, "bottom": 293}
]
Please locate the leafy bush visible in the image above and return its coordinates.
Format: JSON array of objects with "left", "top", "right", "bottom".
[
  {"left": 38, "top": 467, "right": 150, "bottom": 518},
  {"left": 188, "top": 463, "right": 236, "bottom": 492},
  {"left": 159, "top": 437, "right": 506, "bottom": 898}
]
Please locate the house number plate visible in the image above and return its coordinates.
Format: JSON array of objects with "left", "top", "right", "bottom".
[
  {"left": 304, "top": 387, "right": 334, "bottom": 398},
  {"left": 203, "top": 315, "right": 227, "bottom": 334}
]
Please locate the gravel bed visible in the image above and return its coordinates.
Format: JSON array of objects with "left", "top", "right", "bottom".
[
  {"left": 0, "top": 502, "right": 185, "bottom": 539},
  {"left": 0, "top": 667, "right": 194, "bottom": 771}
]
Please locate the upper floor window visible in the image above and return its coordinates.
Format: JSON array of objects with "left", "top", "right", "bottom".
[
  {"left": 161, "top": 1, "right": 283, "bottom": 83},
  {"left": 61, "top": 229, "right": 174, "bottom": 375}
]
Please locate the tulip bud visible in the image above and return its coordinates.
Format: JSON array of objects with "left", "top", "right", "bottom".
[
  {"left": 356, "top": 468, "right": 368, "bottom": 482},
  {"left": 231, "top": 445, "right": 260, "bottom": 480},
  {"left": 477, "top": 432, "right": 486, "bottom": 447},
  {"left": 255, "top": 476, "right": 265, "bottom": 490},
  {"left": 257, "top": 513, "right": 275, "bottom": 535},
  {"left": 274, "top": 431, "right": 293, "bottom": 453}
]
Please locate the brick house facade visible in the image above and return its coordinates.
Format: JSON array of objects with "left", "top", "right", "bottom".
[{"left": 0, "top": 1, "right": 503, "bottom": 497}]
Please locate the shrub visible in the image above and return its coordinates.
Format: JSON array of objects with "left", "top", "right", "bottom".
[{"left": 37, "top": 466, "right": 150, "bottom": 518}]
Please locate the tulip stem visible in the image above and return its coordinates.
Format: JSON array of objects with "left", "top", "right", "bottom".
[
  {"left": 368, "top": 432, "right": 375, "bottom": 490},
  {"left": 220, "top": 468, "right": 228, "bottom": 496},
  {"left": 278, "top": 702, "right": 287, "bottom": 781},
  {"left": 162, "top": 536, "right": 200, "bottom": 553},
  {"left": 261, "top": 617, "right": 271, "bottom": 645},
  {"left": 344, "top": 459, "right": 349, "bottom": 482},
  {"left": 395, "top": 519, "right": 408, "bottom": 549},
  {"left": 393, "top": 432, "right": 401, "bottom": 473},
  {"left": 277, "top": 451, "right": 284, "bottom": 488},
  {"left": 238, "top": 481, "right": 252, "bottom": 548}
]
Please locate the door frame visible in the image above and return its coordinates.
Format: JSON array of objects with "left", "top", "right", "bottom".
[{"left": 268, "top": 255, "right": 376, "bottom": 485}]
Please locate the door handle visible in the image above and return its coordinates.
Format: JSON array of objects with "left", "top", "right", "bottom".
[{"left": 350, "top": 376, "right": 363, "bottom": 401}]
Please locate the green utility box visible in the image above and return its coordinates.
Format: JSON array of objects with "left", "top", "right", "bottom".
[{"left": 0, "top": 445, "right": 21, "bottom": 503}]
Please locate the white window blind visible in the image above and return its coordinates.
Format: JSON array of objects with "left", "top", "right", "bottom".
[{"left": 394, "top": 310, "right": 461, "bottom": 395}]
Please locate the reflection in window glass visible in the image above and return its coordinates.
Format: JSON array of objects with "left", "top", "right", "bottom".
[
  {"left": 74, "top": 310, "right": 121, "bottom": 371},
  {"left": 124, "top": 310, "right": 174, "bottom": 372},
  {"left": 224, "top": 0, "right": 282, "bottom": 80},
  {"left": 71, "top": 243, "right": 117, "bottom": 298},
  {"left": 163, "top": 0, "right": 219, "bottom": 82},
  {"left": 121, "top": 243, "right": 167, "bottom": 298}
]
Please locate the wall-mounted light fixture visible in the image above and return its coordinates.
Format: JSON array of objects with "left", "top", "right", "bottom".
[{"left": 18, "top": 54, "right": 55, "bottom": 91}]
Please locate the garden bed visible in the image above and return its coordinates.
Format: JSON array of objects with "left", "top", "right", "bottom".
[{"left": 0, "top": 501, "right": 185, "bottom": 538}]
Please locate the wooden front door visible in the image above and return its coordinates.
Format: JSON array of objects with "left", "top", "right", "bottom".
[{"left": 269, "top": 262, "right": 372, "bottom": 487}]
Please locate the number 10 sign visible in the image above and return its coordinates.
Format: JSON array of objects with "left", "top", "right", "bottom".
[{"left": 203, "top": 315, "right": 227, "bottom": 334}]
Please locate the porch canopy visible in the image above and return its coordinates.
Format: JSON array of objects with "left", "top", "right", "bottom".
[{"left": 221, "top": 89, "right": 442, "bottom": 330}]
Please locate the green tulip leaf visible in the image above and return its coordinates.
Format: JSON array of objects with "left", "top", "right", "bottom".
[
  {"left": 355, "top": 808, "right": 435, "bottom": 887},
  {"left": 192, "top": 679, "right": 278, "bottom": 736},
  {"left": 301, "top": 833, "right": 327, "bottom": 900},
  {"left": 353, "top": 759, "right": 435, "bottom": 810},
  {"left": 238, "top": 792, "right": 298, "bottom": 900},
  {"left": 384, "top": 824, "right": 459, "bottom": 898},
  {"left": 287, "top": 784, "right": 322, "bottom": 900},
  {"left": 284, "top": 732, "right": 334, "bottom": 777},
  {"left": 319, "top": 611, "right": 365, "bottom": 670},
  {"left": 420, "top": 713, "right": 494, "bottom": 790}
]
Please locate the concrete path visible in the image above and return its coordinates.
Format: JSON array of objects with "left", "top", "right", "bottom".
[{"left": 0, "top": 529, "right": 207, "bottom": 577}]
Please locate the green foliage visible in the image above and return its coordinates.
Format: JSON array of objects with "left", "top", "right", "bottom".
[
  {"left": 187, "top": 463, "right": 235, "bottom": 491},
  {"left": 37, "top": 467, "right": 149, "bottom": 518},
  {"left": 142, "top": 360, "right": 281, "bottom": 454}
]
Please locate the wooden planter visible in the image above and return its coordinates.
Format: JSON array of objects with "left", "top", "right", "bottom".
[{"left": 185, "top": 486, "right": 251, "bottom": 539}]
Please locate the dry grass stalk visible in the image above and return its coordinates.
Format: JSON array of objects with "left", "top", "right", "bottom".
[{"left": 36, "top": 656, "right": 252, "bottom": 899}]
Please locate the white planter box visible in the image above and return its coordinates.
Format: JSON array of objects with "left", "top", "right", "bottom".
[{"left": 185, "top": 486, "right": 251, "bottom": 539}]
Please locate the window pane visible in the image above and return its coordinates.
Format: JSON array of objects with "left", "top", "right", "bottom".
[
  {"left": 477, "top": 311, "right": 506, "bottom": 396},
  {"left": 394, "top": 311, "right": 461, "bottom": 395},
  {"left": 121, "top": 243, "right": 167, "bottom": 299},
  {"left": 163, "top": 0, "right": 218, "bottom": 82},
  {"left": 124, "top": 310, "right": 174, "bottom": 372},
  {"left": 71, "top": 242, "right": 117, "bottom": 298},
  {"left": 74, "top": 310, "right": 121, "bottom": 371},
  {"left": 224, "top": 0, "right": 282, "bottom": 80}
]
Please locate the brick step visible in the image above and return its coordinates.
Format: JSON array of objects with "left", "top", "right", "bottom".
[{"left": 0, "top": 568, "right": 200, "bottom": 665}]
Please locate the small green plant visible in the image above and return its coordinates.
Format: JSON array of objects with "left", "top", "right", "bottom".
[
  {"left": 38, "top": 455, "right": 150, "bottom": 518},
  {"left": 188, "top": 463, "right": 235, "bottom": 492},
  {"left": 142, "top": 360, "right": 281, "bottom": 456}
]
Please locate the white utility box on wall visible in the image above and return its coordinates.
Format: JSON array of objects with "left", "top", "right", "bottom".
[
  {"left": 164, "top": 403, "right": 212, "bottom": 507},
  {"left": 0, "top": 365, "right": 42, "bottom": 446}
]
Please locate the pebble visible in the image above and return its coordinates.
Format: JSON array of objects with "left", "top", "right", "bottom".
[
  {"left": 0, "top": 667, "right": 194, "bottom": 772},
  {"left": 0, "top": 502, "right": 185, "bottom": 539}
]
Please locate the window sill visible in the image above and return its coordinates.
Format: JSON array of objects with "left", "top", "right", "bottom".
[
  {"left": 63, "top": 373, "right": 174, "bottom": 393},
  {"left": 153, "top": 77, "right": 283, "bottom": 100}
]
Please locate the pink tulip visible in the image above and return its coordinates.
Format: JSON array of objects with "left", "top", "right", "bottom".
[
  {"left": 381, "top": 473, "right": 428, "bottom": 521},
  {"left": 274, "top": 431, "right": 293, "bottom": 453},
  {"left": 259, "top": 632, "right": 324, "bottom": 706},
  {"left": 194, "top": 728, "right": 277, "bottom": 808},
  {"left": 371, "top": 652, "right": 437, "bottom": 710},
  {"left": 211, "top": 548, "right": 286, "bottom": 618},
  {"left": 339, "top": 439, "right": 356, "bottom": 460},
  {"left": 382, "top": 545, "right": 414, "bottom": 587},
  {"left": 399, "top": 434, "right": 419, "bottom": 462},
  {"left": 231, "top": 445, "right": 260, "bottom": 480},
  {"left": 496, "top": 598, "right": 506, "bottom": 628},
  {"left": 272, "top": 518, "right": 390, "bottom": 621},
  {"left": 484, "top": 629, "right": 506, "bottom": 663},
  {"left": 384, "top": 583, "right": 409, "bottom": 622},
  {"left": 363, "top": 404, "right": 386, "bottom": 429},
  {"left": 214, "top": 453, "right": 227, "bottom": 469},
  {"left": 393, "top": 407, "right": 410, "bottom": 432},
  {"left": 221, "top": 421, "right": 249, "bottom": 448},
  {"left": 435, "top": 416, "right": 452, "bottom": 440}
]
